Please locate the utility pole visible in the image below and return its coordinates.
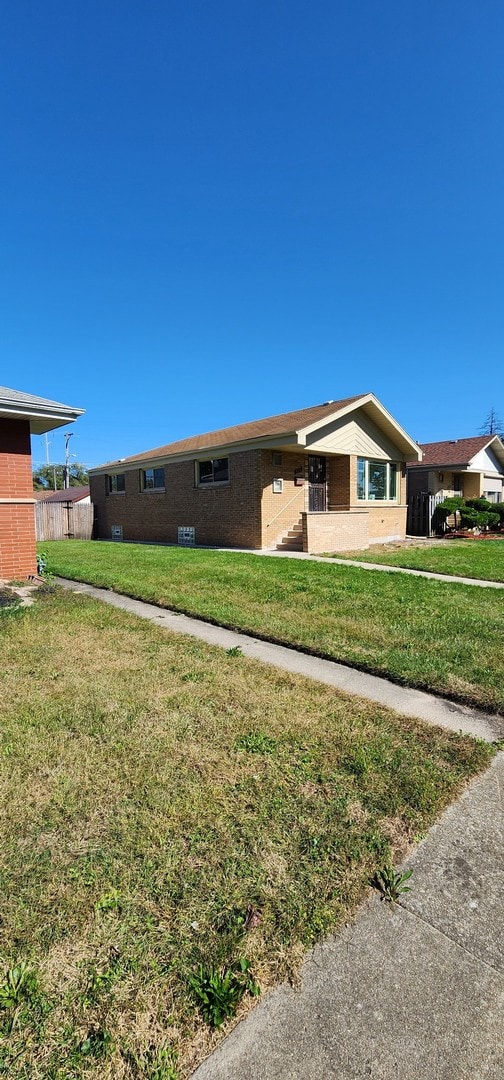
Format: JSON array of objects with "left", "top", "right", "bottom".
[{"left": 63, "top": 432, "right": 73, "bottom": 489}]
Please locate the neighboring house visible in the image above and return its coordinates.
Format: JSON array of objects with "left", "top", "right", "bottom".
[
  {"left": 41, "top": 486, "right": 91, "bottom": 504},
  {"left": 407, "top": 435, "right": 504, "bottom": 503},
  {"left": 90, "top": 393, "right": 421, "bottom": 554},
  {"left": 0, "top": 386, "right": 84, "bottom": 578}
]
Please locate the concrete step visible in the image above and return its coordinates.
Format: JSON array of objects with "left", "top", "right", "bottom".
[{"left": 276, "top": 540, "right": 303, "bottom": 551}]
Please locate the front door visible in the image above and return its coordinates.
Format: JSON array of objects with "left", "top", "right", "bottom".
[{"left": 308, "top": 455, "right": 327, "bottom": 511}]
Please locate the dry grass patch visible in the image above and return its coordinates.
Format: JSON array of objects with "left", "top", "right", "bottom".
[{"left": 0, "top": 586, "right": 494, "bottom": 1077}]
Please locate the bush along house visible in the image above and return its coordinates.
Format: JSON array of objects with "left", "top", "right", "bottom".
[{"left": 90, "top": 393, "right": 421, "bottom": 554}]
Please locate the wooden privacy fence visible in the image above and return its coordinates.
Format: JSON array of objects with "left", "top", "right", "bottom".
[{"left": 35, "top": 501, "right": 94, "bottom": 541}]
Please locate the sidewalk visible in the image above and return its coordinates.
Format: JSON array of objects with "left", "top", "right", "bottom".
[
  {"left": 192, "top": 751, "right": 504, "bottom": 1080},
  {"left": 56, "top": 578, "right": 504, "bottom": 742}
]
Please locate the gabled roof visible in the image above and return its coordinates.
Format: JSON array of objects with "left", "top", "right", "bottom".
[
  {"left": 408, "top": 435, "right": 504, "bottom": 470},
  {"left": 42, "top": 486, "right": 90, "bottom": 503},
  {"left": 0, "top": 385, "right": 84, "bottom": 434},
  {"left": 92, "top": 393, "right": 421, "bottom": 473}
]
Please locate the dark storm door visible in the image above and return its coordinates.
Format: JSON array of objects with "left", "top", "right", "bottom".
[{"left": 308, "top": 455, "right": 327, "bottom": 511}]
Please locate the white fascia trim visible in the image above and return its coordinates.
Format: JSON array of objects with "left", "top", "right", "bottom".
[{"left": 0, "top": 405, "right": 84, "bottom": 422}]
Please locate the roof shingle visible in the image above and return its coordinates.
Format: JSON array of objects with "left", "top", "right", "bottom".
[
  {"left": 408, "top": 435, "right": 500, "bottom": 468},
  {"left": 107, "top": 394, "right": 367, "bottom": 467}
]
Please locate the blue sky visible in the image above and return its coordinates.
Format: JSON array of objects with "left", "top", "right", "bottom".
[{"left": 1, "top": 1, "right": 503, "bottom": 469}]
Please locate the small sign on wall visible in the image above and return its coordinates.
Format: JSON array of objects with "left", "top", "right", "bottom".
[
  {"left": 178, "top": 526, "right": 195, "bottom": 546},
  {"left": 111, "top": 525, "right": 123, "bottom": 541},
  {"left": 272, "top": 478, "right": 283, "bottom": 493}
]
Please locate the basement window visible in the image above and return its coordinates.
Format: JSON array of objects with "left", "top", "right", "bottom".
[
  {"left": 140, "top": 467, "right": 165, "bottom": 491},
  {"left": 107, "top": 473, "right": 125, "bottom": 494},
  {"left": 197, "top": 457, "right": 229, "bottom": 485},
  {"left": 357, "top": 459, "right": 398, "bottom": 501}
]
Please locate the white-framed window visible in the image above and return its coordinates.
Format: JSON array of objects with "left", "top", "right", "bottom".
[
  {"left": 140, "top": 466, "right": 165, "bottom": 491},
  {"left": 107, "top": 473, "right": 125, "bottom": 494},
  {"left": 272, "top": 478, "right": 283, "bottom": 493},
  {"left": 196, "top": 457, "right": 229, "bottom": 485},
  {"left": 357, "top": 459, "right": 398, "bottom": 501}
]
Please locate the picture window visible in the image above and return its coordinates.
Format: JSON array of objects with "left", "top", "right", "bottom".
[{"left": 357, "top": 459, "right": 398, "bottom": 501}]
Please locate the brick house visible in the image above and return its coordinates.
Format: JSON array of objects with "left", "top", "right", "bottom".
[
  {"left": 407, "top": 435, "right": 504, "bottom": 504},
  {"left": 0, "top": 386, "right": 84, "bottom": 578},
  {"left": 90, "top": 394, "right": 421, "bottom": 554}
]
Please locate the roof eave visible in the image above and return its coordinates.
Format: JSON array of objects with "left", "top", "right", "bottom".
[
  {"left": 0, "top": 402, "right": 85, "bottom": 435},
  {"left": 89, "top": 430, "right": 302, "bottom": 475}
]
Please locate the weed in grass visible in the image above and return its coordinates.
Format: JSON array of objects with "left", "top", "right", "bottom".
[
  {"left": 96, "top": 887, "right": 123, "bottom": 913},
  {"left": 0, "top": 961, "right": 34, "bottom": 1010},
  {"left": 0, "top": 961, "right": 49, "bottom": 1035},
  {"left": 226, "top": 645, "right": 243, "bottom": 657},
  {"left": 123, "top": 1042, "right": 179, "bottom": 1079},
  {"left": 235, "top": 731, "right": 277, "bottom": 754},
  {"left": 79, "top": 947, "right": 124, "bottom": 1006},
  {"left": 189, "top": 958, "right": 260, "bottom": 1027},
  {"left": 80, "top": 964, "right": 117, "bottom": 1005},
  {"left": 74, "top": 1024, "right": 114, "bottom": 1061},
  {"left": 373, "top": 865, "right": 413, "bottom": 903}
]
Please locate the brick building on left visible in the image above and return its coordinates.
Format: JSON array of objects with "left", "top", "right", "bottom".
[{"left": 0, "top": 386, "right": 84, "bottom": 579}]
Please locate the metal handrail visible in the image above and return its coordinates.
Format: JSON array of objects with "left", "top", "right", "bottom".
[{"left": 266, "top": 486, "right": 305, "bottom": 529}]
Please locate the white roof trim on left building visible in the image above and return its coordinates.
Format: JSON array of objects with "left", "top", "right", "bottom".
[{"left": 0, "top": 386, "right": 85, "bottom": 434}]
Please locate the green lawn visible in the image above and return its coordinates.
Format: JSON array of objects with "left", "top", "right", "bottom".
[
  {"left": 329, "top": 538, "right": 504, "bottom": 582},
  {"left": 43, "top": 540, "right": 504, "bottom": 713},
  {"left": 0, "top": 586, "right": 494, "bottom": 1078}
]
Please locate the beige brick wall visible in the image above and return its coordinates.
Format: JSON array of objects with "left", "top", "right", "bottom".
[
  {"left": 91, "top": 449, "right": 263, "bottom": 548},
  {"left": 328, "top": 455, "right": 351, "bottom": 509},
  {"left": 260, "top": 450, "right": 307, "bottom": 547},
  {"left": 302, "top": 510, "right": 369, "bottom": 553},
  {"left": 367, "top": 505, "right": 407, "bottom": 543}
]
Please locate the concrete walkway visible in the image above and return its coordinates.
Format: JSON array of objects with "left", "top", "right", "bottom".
[
  {"left": 227, "top": 548, "right": 504, "bottom": 590},
  {"left": 56, "top": 578, "right": 504, "bottom": 743},
  {"left": 192, "top": 751, "right": 504, "bottom": 1080}
]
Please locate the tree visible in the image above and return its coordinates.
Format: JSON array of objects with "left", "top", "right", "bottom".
[
  {"left": 33, "top": 463, "right": 89, "bottom": 491},
  {"left": 479, "top": 407, "right": 503, "bottom": 437}
]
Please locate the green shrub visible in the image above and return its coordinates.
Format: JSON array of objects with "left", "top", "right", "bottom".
[
  {"left": 437, "top": 496, "right": 501, "bottom": 532},
  {"left": 465, "top": 498, "right": 492, "bottom": 512}
]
